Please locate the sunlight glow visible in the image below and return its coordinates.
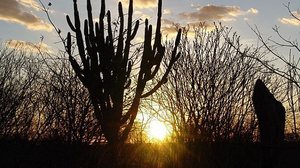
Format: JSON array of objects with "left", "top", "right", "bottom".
[{"left": 148, "top": 119, "right": 169, "bottom": 141}]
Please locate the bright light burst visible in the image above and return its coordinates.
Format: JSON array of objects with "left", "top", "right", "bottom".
[{"left": 148, "top": 119, "right": 169, "bottom": 141}]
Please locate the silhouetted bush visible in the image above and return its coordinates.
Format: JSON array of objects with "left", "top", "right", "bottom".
[{"left": 149, "top": 24, "right": 282, "bottom": 143}]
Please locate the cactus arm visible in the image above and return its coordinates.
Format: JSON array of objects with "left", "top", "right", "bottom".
[
  {"left": 72, "top": 0, "right": 88, "bottom": 72},
  {"left": 141, "top": 29, "right": 182, "bottom": 98},
  {"left": 98, "top": 0, "right": 105, "bottom": 47},
  {"left": 87, "top": 0, "right": 95, "bottom": 38},
  {"left": 107, "top": 11, "right": 114, "bottom": 50},
  {"left": 86, "top": 0, "right": 99, "bottom": 73},
  {"left": 123, "top": 0, "right": 133, "bottom": 64},
  {"left": 116, "top": 2, "right": 124, "bottom": 62},
  {"left": 66, "top": 15, "right": 76, "bottom": 32}
]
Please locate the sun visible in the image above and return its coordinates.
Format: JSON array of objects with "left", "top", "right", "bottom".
[{"left": 148, "top": 119, "right": 169, "bottom": 141}]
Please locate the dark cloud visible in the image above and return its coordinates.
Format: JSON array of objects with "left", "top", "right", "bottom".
[{"left": 0, "top": 0, "right": 52, "bottom": 31}]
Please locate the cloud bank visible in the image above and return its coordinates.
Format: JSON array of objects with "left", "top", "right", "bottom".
[
  {"left": 160, "top": 4, "right": 258, "bottom": 37},
  {"left": 0, "top": 0, "right": 52, "bottom": 31},
  {"left": 179, "top": 4, "right": 258, "bottom": 22}
]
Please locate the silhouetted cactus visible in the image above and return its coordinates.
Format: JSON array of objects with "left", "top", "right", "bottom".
[
  {"left": 253, "top": 79, "right": 285, "bottom": 145},
  {"left": 66, "top": 0, "right": 181, "bottom": 144},
  {"left": 252, "top": 79, "right": 285, "bottom": 168}
]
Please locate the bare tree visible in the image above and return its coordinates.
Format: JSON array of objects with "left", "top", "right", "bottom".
[
  {"left": 150, "top": 24, "right": 280, "bottom": 142},
  {"left": 0, "top": 44, "right": 40, "bottom": 139},
  {"left": 32, "top": 53, "right": 101, "bottom": 143},
  {"left": 65, "top": 0, "right": 181, "bottom": 144},
  {"left": 0, "top": 41, "right": 102, "bottom": 143}
]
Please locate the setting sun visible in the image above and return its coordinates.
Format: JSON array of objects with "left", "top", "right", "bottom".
[
  {"left": 1, "top": 0, "right": 300, "bottom": 167},
  {"left": 148, "top": 119, "right": 169, "bottom": 141}
]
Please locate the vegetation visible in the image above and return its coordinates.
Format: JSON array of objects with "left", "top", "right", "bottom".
[
  {"left": 149, "top": 25, "right": 277, "bottom": 143},
  {"left": 0, "top": 0, "right": 300, "bottom": 168},
  {"left": 65, "top": 0, "right": 181, "bottom": 144}
]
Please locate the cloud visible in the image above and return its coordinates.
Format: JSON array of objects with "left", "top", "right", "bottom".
[
  {"left": 134, "top": 11, "right": 151, "bottom": 20},
  {"left": 5, "top": 40, "right": 52, "bottom": 53},
  {"left": 179, "top": 4, "right": 258, "bottom": 22},
  {"left": 279, "top": 11, "right": 300, "bottom": 26},
  {"left": 161, "top": 19, "right": 180, "bottom": 36},
  {"left": 160, "top": 4, "right": 260, "bottom": 37},
  {"left": 0, "top": 0, "right": 52, "bottom": 31},
  {"left": 18, "top": 0, "right": 40, "bottom": 11},
  {"left": 247, "top": 8, "right": 258, "bottom": 14},
  {"left": 120, "top": 0, "right": 157, "bottom": 9},
  {"left": 163, "top": 9, "right": 172, "bottom": 15}
]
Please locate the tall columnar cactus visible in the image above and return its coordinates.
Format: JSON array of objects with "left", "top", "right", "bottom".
[{"left": 66, "top": 0, "right": 181, "bottom": 144}]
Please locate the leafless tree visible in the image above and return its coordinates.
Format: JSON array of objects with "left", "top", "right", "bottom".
[
  {"left": 0, "top": 44, "right": 40, "bottom": 139},
  {"left": 149, "top": 24, "right": 280, "bottom": 142},
  {"left": 31, "top": 53, "right": 101, "bottom": 143},
  {"left": 0, "top": 42, "right": 102, "bottom": 143}
]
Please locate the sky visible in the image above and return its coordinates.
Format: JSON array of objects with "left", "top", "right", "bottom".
[{"left": 0, "top": 0, "right": 300, "bottom": 53}]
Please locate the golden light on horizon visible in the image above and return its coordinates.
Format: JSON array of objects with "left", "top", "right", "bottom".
[{"left": 147, "top": 119, "right": 170, "bottom": 142}]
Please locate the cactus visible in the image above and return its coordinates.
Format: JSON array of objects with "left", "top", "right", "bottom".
[
  {"left": 66, "top": 0, "right": 181, "bottom": 143},
  {"left": 252, "top": 79, "right": 285, "bottom": 167}
]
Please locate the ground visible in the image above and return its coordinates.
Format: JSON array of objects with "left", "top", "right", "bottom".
[{"left": 1, "top": 140, "right": 300, "bottom": 168}]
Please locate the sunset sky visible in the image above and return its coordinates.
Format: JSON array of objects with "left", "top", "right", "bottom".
[{"left": 0, "top": 0, "right": 299, "bottom": 52}]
